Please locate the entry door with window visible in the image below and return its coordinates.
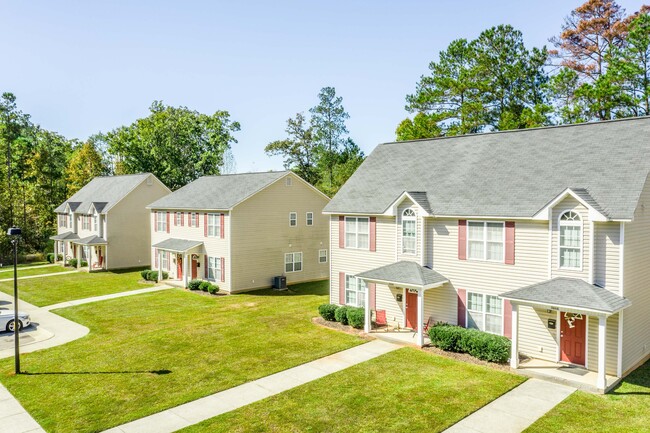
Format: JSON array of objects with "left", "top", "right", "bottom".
[
  {"left": 177, "top": 255, "right": 183, "bottom": 280},
  {"left": 405, "top": 290, "right": 418, "bottom": 330},
  {"left": 560, "top": 313, "right": 586, "bottom": 365},
  {"left": 191, "top": 257, "right": 198, "bottom": 279}
]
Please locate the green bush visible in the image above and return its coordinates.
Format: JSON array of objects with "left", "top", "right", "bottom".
[
  {"left": 57, "top": 254, "right": 63, "bottom": 261},
  {"left": 346, "top": 307, "right": 365, "bottom": 329},
  {"left": 141, "top": 270, "right": 150, "bottom": 280},
  {"left": 428, "top": 324, "right": 511, "bottom": 363},
  {"left": 318, "top": 304, "right": 338, "bottom": 321},
  {"left": 81, "top": 260, "right": 88, "bottom": 267},
  {"left": 334, "top": 306, "right": 350, "bottom": 325},
  {"left": 207, "top": 284, "right": 219, "bottom": 295},
  {"left": 46, "top": 253, "right": 55, "bottom": 263},
  {"left": 149, "top": 270, "right": 159, "bottom": 281},
  {"left": 199, "top": 281, "right": 211, "bottom": 292},
  {"left": 188, "top": 279, "right": 202, "bottom": 290},
  {"left": 162, "top": 271, "right": 169, "bottom": 280},
  {"left": 68, "top": 258, "right": 78, "bottom": 268}
]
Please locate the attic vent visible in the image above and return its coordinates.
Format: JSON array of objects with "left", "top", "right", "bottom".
[
  {"left": 146, "top": 177, "right": 153, "bottom": 186},
  {"left": 285, "top": 177, "right": 292, "bottom": 186}
]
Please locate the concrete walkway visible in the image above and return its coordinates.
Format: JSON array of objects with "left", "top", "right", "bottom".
[
  {"left": 103, "top": 340, "right": 400, "bottom": 433},
  {"left": 444, "top": 379, "right": 576, "bottom": 433},
  {"left": 0, "top": 383, "right": 45, "bottom": 433},
  {"left": 0, "top": 270, "right": 78, "bottom": 283},
  {"left": 0, "top": 264, "right": 57, "bottom": 274},
  {"left": 43, "top": 285, "right": 174, "bottom": 311}
]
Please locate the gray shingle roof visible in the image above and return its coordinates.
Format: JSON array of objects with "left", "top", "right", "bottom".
[
  {"left": 74, "top": 235, "right": 107, "bottom": 245},
  {"left": 501, "top": 277, "right": 631, "bottom": 314},
  {"left": 356, "top": 261, "right": 448, "bottom": 288},
  {"left": 147, "top": 171, "right": 290, "bottom": 210},
  {"left": 324, "top": 117, "right": 650, "bottom": 220},
  {"left": 50, "top": 231, "right": 79, "bottom": 241},
  {"left": 152, "top": 238, "right": 204, "bottom": 252},
  {"left": 54, "top": 174, "right": 153, "bottom": 214}
]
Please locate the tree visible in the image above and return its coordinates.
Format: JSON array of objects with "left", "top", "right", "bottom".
[
  {"left": 65, "top": 141, "right": 107, "bottom": 195},
  {"left": 328, "top": 138, "right": 364, "bottom": 196},
  {"left": 265, "top": 112, "right": 321, "bottom": 185},
  {"left": 396, "top": 112, "right": 442, "bottom": 141},
  {"left": 105, "top": 101, "right": 240, "bottom": 190}
]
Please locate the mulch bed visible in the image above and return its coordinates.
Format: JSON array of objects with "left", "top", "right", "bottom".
[
  {"left": 312, "top": 317, "right": 373, "bottom": 340},
  {"left": 186, "top": 289, "right": 228, "bottom": 297}
]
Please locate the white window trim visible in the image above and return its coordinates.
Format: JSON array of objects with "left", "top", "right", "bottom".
[
  {"left": 401, "top": 208, "right": 417, "bottom": 255},
  {"left": 207, "top": 213, "right": 220, "bottom": 237},
  {"left": 306, "top": 212, "right": 314, "bottom": 226},
  {"left": 285, "top": 252, "right": 303, "bottom": 273},
  {"left": 345, "top": 274, "right": 367, "bottom": 307},
  {"left": 157, "top": 211, "right": 167, "bottom": 232},
  {"left": 319, "top": 249, "right": 328, "bottom": 263},
  {"left": 174, "top": 212, "right": 182, "bottom": 226},
  {"left": 161, "top": 251, "right": 169, "bottom": 271},
  {"left": 191, "top": 212, "right": 198, "bottom": 228},
  {"left": 344, "top": 216, "right": 370, "bottom": 250},
  {"left": 289, "top": 212, "right": 297, "bottom": 227},
  {"left": 466, "top": 220, "right": 505, "bottom": 262},
  {"left": 558, "top": 210, "right": 583, "bottom": 271},
  {"left": 208, "top": 256, "right": 222, "bottom": 281},
  {"left": 466, "top": 291, "right": 503, "bottom": 335}
]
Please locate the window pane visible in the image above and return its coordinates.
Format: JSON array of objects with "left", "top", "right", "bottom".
[
  {"left": 285, "top": 263, "right": 293, "bottom": 273},
  {"left": 357, "top": 233, "right": 369, "bottom": 249},
  {"left": 486, "top": 223, "right": 503, "bottom": 241},
  {"left": 358, "top": 278, "right": 366, "bottom": 293},
  {"left": 467, "top": 293, "right": 483, "bottom": 311},
  {"left": 468, "top": 240, "right": 484, "bottom": 260},
  {"left": 485, "top": 314, "right": 502, "bottom": 334},
  {"left": 486, "top": 242, "right": 503, "bottom": 261},
  {"left": 468, "top": 222, "right": 484, "bottom": 240},
  {"left": 485, "top": 295, "right": 502, "bottom": 314},
  {"left": 346, "top": 291, "right": 356, "bottom": 305},
  {"left": 560, "top": 248, "right": 581, "bottom": 268},
  {"left": 357, "top": 218, "right": 369, "bottom": 233},
  {"left": 403, "top": 220, "right": 416, "bottom": 237},
  {"left": 467, "top": 310, "right": 483, "bottom": 330},
  {"left": 560, "top": 225, "right": 580, "bottom": 248}
]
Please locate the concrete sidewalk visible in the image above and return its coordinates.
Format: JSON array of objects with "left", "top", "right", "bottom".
[
  {"left": 103, "top": 340, "right": 401, "bottom": 433},
  {"left": 0, "top": 270, "right": 78, "bottom": 283},
  {"left": 43, "top": 285, "right": 174, "bottom": 311},
  {"left": 0, "top": 383, "right": 45, "bottom": 433},
  {"left": 0, "top": 264, "right": 57, "bottom": 274},
  {"left": 443, "top": 379, "right": 576, "bottom": 433}
]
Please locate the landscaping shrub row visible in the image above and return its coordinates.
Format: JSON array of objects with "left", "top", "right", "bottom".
[
  {"left": 67, "top": 258, "right": 88, "bottom": 268},
  {"left": 46, "top": 253, "right": 63, "bottom": 263},
  {"left": 318, "top": 303, "right": 365, "bottom": 329},
  {"left": 188, "top": 279, "right": 219, "bottom": 294},
  {"left": 428, "top": 323, "right": 511, "bottom": 363},
  {"left": 141, "top": 269, "right": 169, "bottom": 281}
]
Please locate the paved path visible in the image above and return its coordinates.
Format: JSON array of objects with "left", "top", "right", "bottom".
[
  {"left": 0, "top": 271, "right": 77, "bottom": 283},
  {"left": 43, "top": 285, "right": 174, "bottom": 311},
  {"left": 0, "top": 383, "right": 45, "bottom": 433},
  {"left": 443, "top": 379, "right": 576, "bottom": 433},
  {"left": 0, "top": 264, "right": 57, "bottom": 274},
  {"left": 103, "top": 340, "right": 401, "bottom": 433}
]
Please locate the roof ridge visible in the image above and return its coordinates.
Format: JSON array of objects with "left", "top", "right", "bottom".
[{"left": 203, "top": 170, "right": 289, "bottom": 178}]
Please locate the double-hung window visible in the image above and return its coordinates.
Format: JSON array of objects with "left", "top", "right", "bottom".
[
  {"left": 175, "top": 212, "right": 182, "bottom": 226},
  {"left": 157, "top": 211, "right": 166, "bottom": 232},
  {"left": 69, "top": 212, "right": 73, "bottom": 229},
  {"left": 467, "top": 292, "right": 502, "bottom": 335},
  {"left": 161, "top": 251, "right": 169, "bottom": 270},
  {"left": 285, "top": 252, "right": 302, "bottom": 272},
  {"left": 190, "top": 212, "right": 198, "bottom": 228},
  {"left": 82, "top": 215, "right": 91, "bottom": 230},
  {"left": 93, "top": 215, "right": 98, "bottom": 231},
  {"left": 345, "top": 217, "right": 369, "bottom": 249},
  {"left": 402, "top": 209, "right": 416, "bottom": 254},
  {"left": 306, "top": 212, "right": 313, "bottom": 226},
  {"left": 289, "top": 212, "right": 297, "bottom": 227},
  {"left": 319, "top": 249, "right": 328, "bottom": 263},
  {"left": 559, "top": 211, "right": 582, "bottom": 269},
  {"left": 207, "top": 213, "right": 220, "bottom": 237},
  {"left": 468, "top": 221, "right": 504, "bottom": 261},
  {"left": 345, "top": 275, "right": 367, "bottom": 307},
  {"left": 208, "top": 256, "right": 221, "bottom": 281}
]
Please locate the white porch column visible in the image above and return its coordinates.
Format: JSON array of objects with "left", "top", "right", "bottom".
[
  {"left": 417, "top": 289, "right": 424, "bottom": 347},
  {"left": 88, "top": 246, "right": 93, "bottom": 271},
  {"left": 157, "top": 250, "right": 163, "bottom": 282},
  {"left": 597, "top": 315, "right": 607, "bottom": 390},
  {"left": 364, "top": 284, "right": 371, "bottom": 333},
  {"left": 53, "top": 241, "right": 58, "bottom": 264},
  {"left": 76, "top": 246, "right": 81, "bottom": 269},
  {"left": 510, "top": 303, "right": 519, "bottom": 369},
  {"left": 63, "top": 243, "right": 67, "bottom": 266},
  {"left": 183, "top": 253, "right": 189, "bottom": 288}
]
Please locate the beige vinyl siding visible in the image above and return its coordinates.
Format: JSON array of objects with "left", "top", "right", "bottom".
[
  {"left": 396, "top": 199, "right": 422, "bottom": 264},
  {"left": 377, "top": 284, "right": 404, "bottom": 326},
  {"left": 622, "top": 175, "right": 650, "bottom": 373},
  {"left": 587, "top": 314, "right": 619, "bottom": 375},
  {"left": 424, "top": 283, "right": 457, "bottom": 325},
  {"left": 551, "top": 196, "right": 590, "bottom": 281},
  {"left": 107, "top": 175, "right": 169, "bottom": 270},
  {"left": 593, "top": 222, "right": 621, "bottom": 292},
  {"left": 519, "top": 307, "right": 558, "bottom": 362},
  {"left": 229, "top": 173, "right": 329, "bottom": 292}
]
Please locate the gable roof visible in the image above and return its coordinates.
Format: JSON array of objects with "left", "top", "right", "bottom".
[
  {"left": 147, "top": 171, "right": 291, "bottom": 210},
  {"left": 324, "top": 117, "right": 650, "bottom": 220},
  {"left": 356, "top": 261, "right": 448, "bottom": 289},
  {"left": 54, "top": 173, "right": 155, "bottom": 214}
]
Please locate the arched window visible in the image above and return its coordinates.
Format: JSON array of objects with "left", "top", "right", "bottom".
[
  {"left": 402, "top": 208, "right": 417, "bottom": 254},
  {"left": 559, "top": 211, "right": 582, "bottom": 269}
]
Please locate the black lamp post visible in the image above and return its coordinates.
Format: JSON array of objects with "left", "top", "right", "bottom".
[{"left": 7, "top": 227, "right": 21, "bottom": 374}]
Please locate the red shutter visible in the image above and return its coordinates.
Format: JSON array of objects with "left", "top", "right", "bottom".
[
  {"left": 181, "top": 212, "right": 184, "bottom": 227},
  {"left": 204, "top": 255, "right": 208, "bottom": 278},
  {"left": 505, "top": 221, "right": 515, "bottom": 265},
  {"left": 166, "top": 212, "right": 170, "bottom": 233},
  {"left": 368, "top": 282, "right": 376, "bottom": 310},
  {"left": 339, "top": 272, "right": 346, "bottom": 305},
  {"left": 221, "top": 257, "right": 225, "bottom": 282},
  {"left": 457, "top": 288, "right": 467, "bottom": 327},
  {"left": 220, "top": 214, "right": 225, "bottom": 239},
  {"left": 458, "top": 220, "right": 467, "bottom": 260},
  {"left": 204, "top": 213, "right": 208, "bottom": 237},
  {"left": 339, "top": 216, "right": 345, "bottom": 248},
  {"left": 503, "top": 300, "right": 512, "bottom": 338},
  {"left": 154, "top": 248, "right": 158, "bottom": 268},
  {"left": 154, "top": 212, "right": 158, "bottom": 232},
  {"left": 369, "top": 217, "right": 376, "bottom": 252}
]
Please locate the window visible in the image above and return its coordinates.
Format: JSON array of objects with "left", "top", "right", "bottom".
[
  {"left": 559, "top": 211, "right": 582, "bottom": 269},
  {"left": 345, "top": 275, "right": 367, "bottom": 307},
  {"left": 467, "top": 221, "right": 504, "bottom": 261},
  {"left": 207, "top": 213, "right": 220, "bottom": 237},
  {"left": 467, "top": 292, "right": 503, "bottom": 335},
  {"left": 69, "top": 211, "right": 73, "bottom": 228},
  {"left": 319, "top": 249, "right": 328, "bottom": 263},
  {"left": 190, "top": 212, "right": 198, "bottom": 227},
  {"left": 306, "top": 212, "right": 314, "bottom": 226},
  {"left": 175, "top": 212, "right": 182, "bottom": 226},
  {"left": 208, "top": 256, "right": 222, "bottom": 281},
  {"left": 161, "top": 251, "right": 169, "bottom": 270},
  {"left": 402, "top": 208, "right": 417, "bottom": 254},
  {"left": 82, "top": 214, "right": 91, "bottom": 230},
  {"left": 156, "top": 211, "right": 166, "bottom": 232},
  {"left": 345, "top": 217, "right": 369, "bottom": 249},
  {"left": 93, "top": 215, "right": 98, "bottom": 231},
  {"left": 285, "top": 252, "right": 302, "bottom": 272},
  {"left": 286, "top": 177, "right": 292, "bottom": 186},
  {"left": 289, "top": 212, "right": 297, "bottom": 227}
]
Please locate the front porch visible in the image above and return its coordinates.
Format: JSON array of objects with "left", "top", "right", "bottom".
[
  {"left": 518, "top": 358, "right": 620, "bottom": 394},
  {"left": 71, "top": 236, "right": 108, "bottom": 271},
  {"left": 152, "top": 238, "right": 205, "bottom": 286}
]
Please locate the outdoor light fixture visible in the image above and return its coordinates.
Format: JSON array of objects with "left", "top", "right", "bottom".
[{"left": 7, "top": 227, "right": 22, "bottom": 374}]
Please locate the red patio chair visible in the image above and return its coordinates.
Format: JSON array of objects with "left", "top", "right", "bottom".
[{"left": 375, "top": 310, "right": 387, "bottom": 327}]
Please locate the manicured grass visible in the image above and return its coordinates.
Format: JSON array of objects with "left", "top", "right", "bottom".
[
  {"left": 526, "top": 360, "right": 650, "bottom": 433},
  {"left": 0, "top": 281, "right": 363, "bottom": 433},
  {"left": 0, "top": 269, "right": 153, "bottom": 306},
  {"left": 0, "top": 262, "right": 50, "bottom": 272},
  {"left": 0, "top": 264, "right": 71, "bottom": 279},
  {"left": 180, "top": 348, "right": 525, "bottom": 433}
]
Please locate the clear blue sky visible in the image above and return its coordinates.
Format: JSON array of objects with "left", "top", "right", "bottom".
[{"left": 2, "top": 1, "right": 647, "bottom": 172}]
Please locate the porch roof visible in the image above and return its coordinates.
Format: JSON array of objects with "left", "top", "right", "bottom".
[
  {"left": 153, "top": 238, "right": 203, "bottom": 253},
  {"left": 50, "top": 232, "right": 79, "bottom": 241},
  {"left": 356, "top": 261, "right": 448, "bottom": 289},
  {"left": 501, "top": 277, "right": 631, "bottom": 315},
  {"left": 74, "top": 235, "right": 107, "bottom": 246}
]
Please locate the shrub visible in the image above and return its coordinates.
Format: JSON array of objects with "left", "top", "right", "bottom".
[
  {"left": 334, "top": 306, "right": 350, "bottom": 325},
  {"left": 346, "top": 307, "right": 365, "bottom": 329},
  {"left": 81, "top": 260, "right": 88, "bottom": 267},
  {"left": 428, "top": 324, "right": 511, "bottom": 363},
  {"left": 318, "top": 304, "right": 338, "bottom": 321},
  {"left": 188, "top": 279, "right": 202, "bottom": 290},
  {"left": 141, "top": 270, "right": 151, "bottom": 280},
  {"left": 207, "top": 284, "right": 219, "bottom": 295},
  {"left": 46, "top": 253, "right": 55, "bottom": 264},
  {"left": 57, "top": 254, "right": 63, "bottom": 261},
  {"left": 199, "top": 281, "right": 211, "bottom": 292},
  {"left": 149, "top": 270, "right": 159, "bottom": 281},
  {"left": 162, "top": 271, "right": 169, "bottom": 280},
  {"left": 68, "top": 258, "right": 78, "bottom": 268}
]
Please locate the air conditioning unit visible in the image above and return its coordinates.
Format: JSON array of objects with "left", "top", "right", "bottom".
[{"left": 273, "top": 276, "right": 287, "bottom": 290}]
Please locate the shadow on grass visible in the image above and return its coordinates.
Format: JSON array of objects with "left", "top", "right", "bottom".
[
  {"left": 22, "top": 369, "right": 172, "bottom": 376},
  {"left": 608, "top": 360, "right": 650, "bottom": 395},
  {"left": 243, "top": 281, "right": 329, "bottom": 298}
]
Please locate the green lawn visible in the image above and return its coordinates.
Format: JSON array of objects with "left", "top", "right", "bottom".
[
  {"left": 0, "top": 264, "right": 71, "bottom": 279},
  {"left": 0, "top": 269, "right": 153, "bottom": 306},
  {"left": 0, "top": 281, "right": 363, "bottom": 433},
  {"left": 526, "top": 359, "right": 650, "bottom": 433},
  {"left": 0, "top": 261, "right": 49, "bottom": 270},
  {"left": 180, "top": 347, "right": 525, "bottom": 433}
]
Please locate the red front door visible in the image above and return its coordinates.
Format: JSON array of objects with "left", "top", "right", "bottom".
[
  {"left": 191, "top": 258, "right": 198, "bottom": 279},
  {"left": 560, "top": 313, "right": 586, "bottom": 365},
  {"left": 177, "top": 256, "right": 183, "bottom": 280},
  {"left": 405, "top": 290, "right": 418, "bottom": 330}
]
